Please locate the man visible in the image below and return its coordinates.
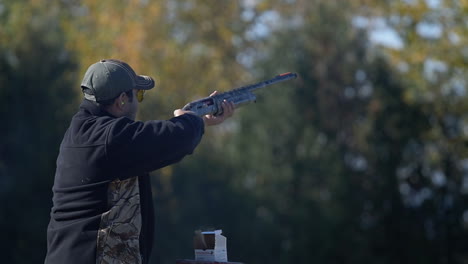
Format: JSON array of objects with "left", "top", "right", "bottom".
[{"left": 45, "top": 59, "right": 234, "bottom": 264}]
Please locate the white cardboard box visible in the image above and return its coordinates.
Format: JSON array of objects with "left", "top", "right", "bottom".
[{"left": 194, "top": 230, "right": 228, "bottom": 262}]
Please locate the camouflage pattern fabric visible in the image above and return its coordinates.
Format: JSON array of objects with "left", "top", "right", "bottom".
[{"left": 96, "top": 177, "right": 142, "bottom": 264}]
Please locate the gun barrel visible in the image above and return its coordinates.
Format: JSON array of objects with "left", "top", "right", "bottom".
[{"left": 235, "top": 72, "right": 297, "bottom": 93}]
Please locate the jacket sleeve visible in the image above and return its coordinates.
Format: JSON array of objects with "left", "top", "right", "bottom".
[{"left": 105, "top": 113, "right": 204, "bottom": 179}]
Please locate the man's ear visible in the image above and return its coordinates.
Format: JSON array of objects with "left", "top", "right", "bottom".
[{"left": 116, "top": 92, "right": 127, "bottom": 110}]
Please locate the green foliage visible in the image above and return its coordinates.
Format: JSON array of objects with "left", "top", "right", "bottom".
[
  {"left": 1, "top": 0, "right": 468, "bottom": 264},
  {"left": 0, "top": 0, "right": 79, "bottom": 263}
]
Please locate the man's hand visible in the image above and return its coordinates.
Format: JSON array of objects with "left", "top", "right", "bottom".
[
  {"left": 202, "top": 91, "right": 235, "bottom": 126},
  {"left": 173, "top": 91, "right": 235, "bottom": 126},
  {"left": 173, "top": 109, "right": 196, "bottom": 117}
]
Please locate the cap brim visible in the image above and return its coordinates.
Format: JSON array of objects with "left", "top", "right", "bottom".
[{"left": 135, "top": 75, "right": 155, "bottom": 90}]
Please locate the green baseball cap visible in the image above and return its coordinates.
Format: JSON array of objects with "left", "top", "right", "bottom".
[{"left": 81, "top": 59, "right": 155, "bottom": 102}]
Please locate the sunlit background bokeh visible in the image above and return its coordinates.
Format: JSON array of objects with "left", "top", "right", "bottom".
[{"left": 1, "top": 0, "right": 468, "bottom": 263}]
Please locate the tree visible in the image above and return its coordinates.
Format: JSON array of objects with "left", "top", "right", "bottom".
[
  {"left": 215, "top": 0, "right": 466, "bottom": 263},
  {"left": 353, "top": 1, "right": 468, "bottom": 262},
  {"left": 0, "top": 0, "right": 79, "bottom": 262}
]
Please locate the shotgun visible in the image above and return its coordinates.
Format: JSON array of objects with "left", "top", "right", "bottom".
[{"left": 182, "top": 72, "right": 298, "bottom": 116}]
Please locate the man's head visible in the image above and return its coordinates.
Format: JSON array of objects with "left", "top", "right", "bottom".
[{"left": 81, "top": 59, "right": 155, "bottom": 120}]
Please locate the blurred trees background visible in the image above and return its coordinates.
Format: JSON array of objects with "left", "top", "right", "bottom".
[{"left": 1, "top": 0, "right": 467, "bottom": 263}]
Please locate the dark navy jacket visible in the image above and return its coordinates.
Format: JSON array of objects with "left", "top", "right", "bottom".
[{"left": 45, "top": 100, "right": 204, "bottom": 264}]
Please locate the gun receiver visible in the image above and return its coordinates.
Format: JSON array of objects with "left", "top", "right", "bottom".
[{"left": 182, "top": 72, "right": 297, "bottom": 116}]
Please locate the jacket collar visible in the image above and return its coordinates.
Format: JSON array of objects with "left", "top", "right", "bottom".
[{"left": 79, "top": 99, "right": 117, "bottom": 118}]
